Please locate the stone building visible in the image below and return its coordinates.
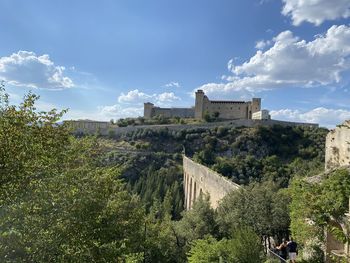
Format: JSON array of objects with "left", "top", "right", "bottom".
[
  {"left": 144, "top": 90, "right": 262, "bottom": 120},
  {"left": 144, "top": 102, "right": 194, "bottom": 119},
  {"left": 323, "top": 120, "right": 350, "bottom": 261},
  {"left": 325, "top": 120, "right": 350, "bottom": 171},
  {"left": 64, "top": 119, "right": 110, "bottom": 134},
  {"left": 194, "top": 89, "right": 261, "bottom": 120},
  {"left": 183, "top": 155, "right": 240, "bottom": 209}
]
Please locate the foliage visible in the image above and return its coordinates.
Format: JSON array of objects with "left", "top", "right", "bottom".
[
  {"left": 0, "top": 167, "right": 145, "bottom": 262},
  {"left": 175, "top": 195, "right": 218, "bottom": 247},
  {"left": 0, "top": 87, "right": 71, "bottom": 205},
  {"left": 216, "top": 181, "right": 290, "bottom": 241},
  {"left": 0, "top": 87, "right": 146, "bottom": 262},
  {"left": 188, "top": 227, "right": 263, "bottom": 263},
  {"left": 289, "top": 168, "right": 350, "bottom": 258}
]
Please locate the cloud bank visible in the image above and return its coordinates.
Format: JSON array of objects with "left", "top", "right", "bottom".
[
  {"left": 198, "top": 25, "right": 350, "bottom": 97},
  {"left": 270, "top": 107, "right": 350, "bottom": 128},
  {"left": 118, "top": 89, "right": 180, "bottom": 104},
  {"left": 281, "top": 0, "right": 350, "bottom": 26},
  {"left": 0, "top": 51, "right": 74, "bottom": 90},
  {"left": 95, "top": 89, "right": 181, "bottom": 120}
]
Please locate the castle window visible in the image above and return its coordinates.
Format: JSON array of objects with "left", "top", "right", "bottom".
[
  {"left": 230, "top": 107, "right": 232, "bottom": 110},
  {"left": 238, "top": 107, "right": 240, "bottom": 110}
]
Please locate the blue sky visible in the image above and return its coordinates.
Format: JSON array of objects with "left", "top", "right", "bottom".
[{"left": 0, "top": 0, "right": 350, "bottom": 127}]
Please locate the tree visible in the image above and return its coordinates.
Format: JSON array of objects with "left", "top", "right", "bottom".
[
  {"left": 216, "top": 181, "right": 290, "bottom": 245},
  {"left": 0, "top": 86, "right": 70, "bottom": 205},
  {"left": 175, "top": 195, "right": 217, "bottom": 248},
  {"left": 188, "top": 227, "right": 263, "bottom": 263},
  {"left": 203, "top": 111, "right": 212, "bottom": 122},
  {"left": 0, "top": 86, "right": 146, "bottom": 262},
  {"left": 0, "top": 167, "right": 145, "bottom": 262}
]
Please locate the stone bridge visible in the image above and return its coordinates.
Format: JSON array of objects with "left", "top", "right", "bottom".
[{"left": 183, "top": 155, "right": 241, "bottom": 210}]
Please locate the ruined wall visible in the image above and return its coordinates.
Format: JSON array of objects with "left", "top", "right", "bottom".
[
  {"left": 325, "top": 120, "right": 350, "bottom": 171},
  {"left": 183, "top": 156, "right": 240, "bottom": 209}
]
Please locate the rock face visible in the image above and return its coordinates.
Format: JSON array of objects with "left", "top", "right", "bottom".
[
  {"left": 325, "top": 120, "right": 350, "bottom": 171},
  {"left": 183, "top": 155, "right": 240, "bottom": 209}
]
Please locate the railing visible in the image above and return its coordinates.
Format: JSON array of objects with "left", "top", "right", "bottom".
[{"left": 267, "top": 248, "right": 288, "bottom": 263}]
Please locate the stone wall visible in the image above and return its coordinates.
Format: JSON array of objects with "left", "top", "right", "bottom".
[
  {"left": 143, "top": 102, "right": 194, "bottom": 119},
  {"left": 64, "top": 120, "right": 110, "bottom": 135},
  {"left": 183, "top": 155, "right": 241, "bottom": 209},
  {"left": 194, "top": 89, "right": 261, "bottom": 120},
  {"left": 152, "top": 107, "right": 195, "bottom": 118},
  {"left": 70, "top": 119, "right": 319, "bottom": 137},
  {"left": 325, "top": 120, "right": 350, "bottom": 171}
]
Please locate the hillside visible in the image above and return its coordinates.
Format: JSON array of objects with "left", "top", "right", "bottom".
[
  {"left": 1, "top": 87, "right": 335, "bottom": 262},
  {"left": 98, "top": 124, "right": 328, "bottom": 218}
]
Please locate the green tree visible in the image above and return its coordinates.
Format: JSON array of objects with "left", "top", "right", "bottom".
[
  {"left": 0, "top": 87, "right": 146, "bottom": 262},
  {"left": 0, "top": 86, "right": 70, "bottom": 205},
  {"left": 188, "top": 227, "right": 263, "bottom": 263},
  {"left": 217, "top": 181, "right": 290, "bottom": 243},
  {"left": 176, "top": 195, "right": 217, "bottom": 248}
]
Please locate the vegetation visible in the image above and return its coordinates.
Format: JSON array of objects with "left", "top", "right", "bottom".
[
  {"left": 115, "top": 115, "right": 202, "bottom": 127},
  {"left": 3, "top": 84, "right": 348, "bottom": 262}
]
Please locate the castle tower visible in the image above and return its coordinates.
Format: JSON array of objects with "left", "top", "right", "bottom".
[
  {"left": 195, "top": 90, "right": 205, "bottom": 119},
  {"left": 251, "top": 98, "right": 261, "bottom": 114},
  {"left": 144, "top": 102, "right": 154, "bottom": 119}
]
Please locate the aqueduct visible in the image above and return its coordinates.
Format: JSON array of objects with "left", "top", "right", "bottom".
[{"left": 183, "top": 155, "right": 241, "bottom": 210}]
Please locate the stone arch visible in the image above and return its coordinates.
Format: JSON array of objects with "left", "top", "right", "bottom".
[
  {"left": 188, "top": 177, "right": 193, "bottom": 210},
  {"left": 193, "top": 181, "right": 197, "bottom": 204},
  {"left": 184, "top": 173, "right": 187, "bottom": 206}
]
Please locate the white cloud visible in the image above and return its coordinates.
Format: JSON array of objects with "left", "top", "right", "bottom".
[
  {"left": 0, "top": 51, "right": 74, "bottom": 90},
  {"left": 97, "top": 104, "right": 143, "bottom": 119},
  {"left": 270, "top": 107, "right": 350, "bottom": 128},
  {"left": 281, "top": 0, "right": 350, "bottom": 26},
  {"left": 75, "top": 89, "right": 179, "bottom": 121},
  {"left": 198, "top": 25, "right": 350, "bottom": 97},
  {"left": 255, "top": 40, "right": 271, "bottom": 50},
  {"left": 117, "top": 89, "right": 180, "bottom": 104},
  {"left": 118, "top": 89, "right": 152, "bottom": 103},
  {"left": 60, "top": 105, "right": 144, "bottom": 121},
  {"left": 157, "top": 92, "right": 180, "bottom": 102},
  {"left": 164, "top": 81, "right": 180, "bottom": 88}
]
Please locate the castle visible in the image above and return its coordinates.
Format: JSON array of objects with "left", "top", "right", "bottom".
[{"left": 144, "top": 89, "right": 263, "bottom": 120}]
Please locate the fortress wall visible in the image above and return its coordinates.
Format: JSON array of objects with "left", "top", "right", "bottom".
[
  {"left": 325, "top": 120, "right": 350, "bottom": 171},
  {"left": 205, "top": 101, "right": 249, "bottom": 119},
  {"left": 183, "top": 155, "right": 241, "bottom": 209},
  {"left": 151, "top": 107, "right": 194, "bottom": 118},
  {"left": 70, "top": 119, "right": 319, "bottom": 137}
]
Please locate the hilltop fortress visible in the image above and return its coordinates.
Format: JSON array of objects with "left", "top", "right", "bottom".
[{"left": 144, "top": 89, "right": 264, "bottom": 120}]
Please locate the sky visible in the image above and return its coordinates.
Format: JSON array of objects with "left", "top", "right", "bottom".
[{"left": 0, "top": 0, "right": 350, "bottom": 128}]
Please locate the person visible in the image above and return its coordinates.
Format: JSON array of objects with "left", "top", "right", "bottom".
[
  {"left": 277, "top": 238, "right": 288, "bottom": 262},
  {"left": 287, "top": 237, "right": 298, "bottom": 263}
]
